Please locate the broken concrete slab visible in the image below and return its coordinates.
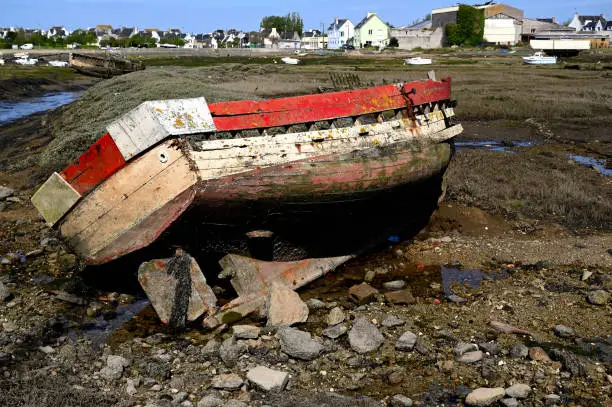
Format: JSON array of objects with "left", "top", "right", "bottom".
[
  {"left": 266, "top": 281, "right": 309, "bottom": 326},
  {"left": 138, "top": 251, "right": 217, "bottom": 326},
  {"left": 247, "top": 366, "right": 289, "bottom": 391},
  {"left": 348, "top": 283, "right": 379, "bottom": 305}
]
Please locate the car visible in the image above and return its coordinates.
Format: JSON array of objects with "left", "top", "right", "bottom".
[
  {"left": 341, "top": 44, "right": 355, "bottom": 50},
  {"left": 20, "top": 43, "right": 34, "bottom": 50}
]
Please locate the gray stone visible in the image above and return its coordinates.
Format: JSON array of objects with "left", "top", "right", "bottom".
[
  {"left": 211, "top": 373, "right": 243, "bottom": 390},
  {"left": 223, "top": 401, "right": 247, "bottom": 407},
  {"left": 510, "top": 343, "right": 529, "bottom": 359},
  {"left": 364, "top": 269, "right": 376, "bottom": 283},
  {"left": 246, "top": 366, "right": 289, "bottom": 391},
  {"left": 478, "top": 342, "right": 501, "bottom": 355},
  {"left": 232, "top": 325, "right": 261, "bottom": 339},
  {"left": 322, "top": 323, "right": 348, "bottom": 339},
  {"left": 173, "top": 392, "right": 189, "bottom": 403},
  {"left": 383, "top": 280, "right": 406, "bottom": 290},
  {"left": 197, "top": 395, "right": 224, "bottom": 407},
  {"left": 500, "top": 398, "right": 518, "bottom": 407},
  {"left": 107, "top": 355, "right": 130, "bottom": 369},
  {"left": 389, "top": 394, "right": 413, "bottom": 407},
  {"left": 381, "top": 315, "right": 405, "bottom": 328},
  {"left": 465, "top": 387, "right": 505, "bottom": 406},
  {"left": 544, "top": 394, "right": 561, "bottom": 406},
  {"left": 458, "top": 351, "right": 484, "bottom": 364},
  {"left": 0, "top": 186, "right": 14, "bottom": 201},
  {"left": 126, "top": 378, "right": 138, "bottom": 396},
  {"left": 99, "top": 365, "right": 123, "bottom": 380},
  {"left": 447, "top": 294, "right": 467, "bottom": 303},
  {"left": 505, "top": 383, "right": 531, "bottom": 399},
  {"left": 219, "top": 337, "right": 247, "bottom": 367},
  {"left": 326, "top": 307, "right": 345, "bottom": 326},
  {"left": 454, "top": 342, "right": 478, "bottom": 356},
  {"left": 306, "top": 298, "right": 326, "bottom": 310},
  {"left": 277, "top": 327, "right": 323, "bottom": 360},
  {"left": 39, "top": 346, "right": 54, "bottom": 354},
  {"left": 99, "top": 355, "right": 130, "bottom": 380},
  {"left": 348, "top": 317, "right": 384, "bottom": 354},
  {"left": 0, "top": 282, "right": 13, "bottom": 302},
  {"left": 586, "top": 290, "right": 609, "bottom": 306},
  {"left": 395, "top": 331, "right": 418, "bottom": 351},
  {"left": 202, "top": 339, "right": 220, "bottom": 357},
  {"left": 553, "top": 325, "right": 574, "bottom": 338},
  {"left": 266, "top": 281, "right": 309, "bottom": 326}
]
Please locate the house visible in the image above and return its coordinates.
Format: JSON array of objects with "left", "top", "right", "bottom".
[
  {"left": 48, "top": 26, "right": 69, "bottom": 38},
  {"left": 568, "top": 13, "right": 606, "bottom": 32},
  {"left": 142, "top": 28, "right": 161, "bottom": 43},
  {"left": 327, "top": 18, "right": 354, "bottom": 49},
  {"left": 605, "top": 21, "right": 612, "bottom": 31},
  {"left": 432, "top": 3, "right": 524, "bottom": 45},
  {"left": 112, "top": 27, "right": 138, "bottom": 38},
  {"left": 278, "top": 31, "right": 301, "bottom": 49},
  {"left": 521, "top": 18, "right": 572, "bottom": 43},
  {"left": 301, "top": 29, "right": 327, "bottom": 49},
  {"left": 193, "top": 33, "right": 218, "bottom": 48},
  {"left": 95, "top": 24, "right": 113, "bottom": 37},
  {"left": 262, "top": 28, "right": 281, "bottom": 48},
  {"left": 353, "top": 12, "right": 390, "bottom": 48}
]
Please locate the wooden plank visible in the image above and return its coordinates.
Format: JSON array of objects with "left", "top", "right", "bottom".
[
  {"left": 31, "top": 172, "right": 82, "bottom": 225},
  {"left": 60, "top": 133, "right": 126, "bottom": 195},
  {"left": 59, "top": 140, "right": 198, "bottom": 261},
  {"left": 209, "top": 79, "right": 451, "bottom": 131}
]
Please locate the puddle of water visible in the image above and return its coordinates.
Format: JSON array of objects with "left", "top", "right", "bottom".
[
  {"left": 440, "top": 266, "right": 508, "bottom": 296},
  {"left": 456, "top": 140, "right": 536, "bottom": 152},
  {"left": 569, "top": 154, "right": 611, "bottom": 176},
  {"left": 0, "top": 91, "right": 82, "bottom": 125}
]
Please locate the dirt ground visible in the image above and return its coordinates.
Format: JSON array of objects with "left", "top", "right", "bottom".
[{"left": 0, "top": 59, "right": 610, "bottom": 407}]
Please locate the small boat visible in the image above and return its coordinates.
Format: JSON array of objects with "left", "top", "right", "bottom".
[
  {"left": 522, "top": 51, "right": 557, "bottom": 65},
  {"left": 14, "top": 55, "right": 38, "bottom": 66},
  {"left": 0, "top": 59, "right": 4, "bottom": 66},
  {"left": 31, "top": 77, "right": 462, "bottom": 265},
  {"left": 48, "top": 60, "right": 69, "bottom": 68},
  {"left": 280, "top": 57, "right": 300, "bottom": 65},
  {"left": 69, "top": 52, "right": 144, "bottom": 78},
  {"left": 406, "top": 57, "right": 433, "bottom": 65}
]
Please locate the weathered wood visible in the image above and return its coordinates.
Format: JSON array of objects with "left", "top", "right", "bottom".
[
  {"left": 59, "top": 140, "right": 198, "bottom": 263},
  {"left": 31, "top": 172, "right": 81, "bottom": 225}
]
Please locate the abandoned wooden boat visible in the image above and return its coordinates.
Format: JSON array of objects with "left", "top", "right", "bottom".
[
  {"left": 31, "top": 77, "right": 462, "bottom": 265},
  {"left": 69, "top": 52, "right": 145, "bottom": 78}
]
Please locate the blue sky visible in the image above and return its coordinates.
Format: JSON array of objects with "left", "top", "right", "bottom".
[{"left": 1, "top": 0, "right": 611, "bottom": 33}]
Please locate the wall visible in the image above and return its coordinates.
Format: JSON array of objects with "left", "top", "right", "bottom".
[
  {"left": 530, "top": 39, "right": 591, "bottom": 50},
  {"left": 432, "top": 10, "right": 458, "bottom": 29},
  {"left": 484, "top": 18, "right": 521, "bottom": 45},
  {"left": 391, "top": 27, "right": 444, "bottom": 50}
]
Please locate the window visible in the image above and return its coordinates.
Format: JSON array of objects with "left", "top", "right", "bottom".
[
  {"left": 341, "top": 32, "right": 344, "bottom": 37},
  {"left": 368, "top": 29, "right": 372, "bottom": 35}
]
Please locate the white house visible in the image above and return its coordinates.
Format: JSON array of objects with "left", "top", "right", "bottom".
[
  {"left": 48, "top": 26, "right": 69, "bottom": 38},
  {"left": 327, "top": 18, "right": 354, "bottom": 49},
  {"left": 262, "top": 27, "right": 281, "bottom": 48},
  {"left": 301, "top": 29, "right": 327, "bottom": 49},
  {"left": 568, "top": 13, "right": 606, "bottom": 32},
  {"left": 484, "top": 13, "right": 523, "bottom": 45},
  {"left": 278, "top": 31, "right": 301, "bottom": 49}
]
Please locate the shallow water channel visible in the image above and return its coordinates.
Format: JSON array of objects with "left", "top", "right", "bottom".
[{"left": 0, "top": 91, "right": 82, "bottom": 125}]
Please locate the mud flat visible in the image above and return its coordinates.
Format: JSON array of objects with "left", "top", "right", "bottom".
[{"left": 0, "top": 60, "right": 610, "bottom": 407}]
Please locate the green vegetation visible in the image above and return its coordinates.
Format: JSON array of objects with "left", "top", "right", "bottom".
[
  {"left": 0, "top": 29, "right": 97, "bottom": 49},
  {"left": 100, "top": 34, "right": 157, "bottom": 48},
  {"left": 389, "top": 37, "right": 399, "bottom": 47},
  {"left": 160, "top": 37, "right": 185, "bottom": 47},
  {"left": 260, "top": 12, "right": 304, "bottom": 35},
  {"left": 446, "top": 5, "right": 485, "bottom": 46}
]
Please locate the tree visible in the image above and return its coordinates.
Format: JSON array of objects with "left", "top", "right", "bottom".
[
  {"left": 260, "top": 12, "right": 304, "bottom": 35},
  {"left": 425, "top": 13, "right": 432, "bottom": 21},
  {"left": 389, "top": 37, "right": 399, "bottom": 47}
]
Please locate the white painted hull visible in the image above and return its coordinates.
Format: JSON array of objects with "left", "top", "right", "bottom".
[
  {"left": 406, "top": 58, "right": 432, "bottom": 65},
  {"left": 281, "top": 57, "right": 300, "bottom": 65},
  {"left": 522, "top": 56, "right": 556, "bottom": 65}
]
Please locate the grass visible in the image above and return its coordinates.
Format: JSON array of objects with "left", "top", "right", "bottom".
[{"left": 0, "top": 65, "right": 81, "bottom": 81}]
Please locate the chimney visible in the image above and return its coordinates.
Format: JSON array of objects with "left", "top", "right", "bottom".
[
  {"left": 552, "top": 17, "right": 556, "bottom": 24},
  {"left": 335, "top": 17, "right": 338, "bottom": 24}
]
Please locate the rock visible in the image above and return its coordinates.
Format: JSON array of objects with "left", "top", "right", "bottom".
[
  {"left": 232, "top": 325, "right": 261, "bottom": 339},
  {"left": 306, "top": 298, "right": 326, "bottom": 310},
  {"left": 581, "top": 270, "right": 593, "bottom": 281},
  {"left": 197, "top": 395, "right": 224, "bottom": 407},
  {"left": 383, "top": 280, "right": 406, "bottom": 290},
  {"left": 465, "top": 387, "right": 505, "bottom": 406},
  {"left": 223, "top": 401, "right": 247, "bottom": 407},
  {"left": 219, "top": 337, "right": 247, "bottom": 367},
  {"left": 458, "top": 350, "right": 484, "bottom": 364},
  {"left": 38, "top": 346, "right": 54, "bottom": 354},
  {"left": 266, "top": 281, "right": 309, "bottom": 326},
  {"left": 277, "top": 327, "right": 323, "bottom": 360},
  {"left": 446, "top": 294, "right": 467, "bottom": 303},
  {"left": 381, "top": 315, "right": 405, "bottom": 328},
  {"left": 384, "top": 290, "right": 416, "bottom": 305},
  {"left": 478, "top": 342, "right": 501, "bottom": 355},
  {"left": 348, "top": 317, "right": 384, "bottom": 354},
  {"left": 505, "top": 383, "right": 531, "bottom": 399},
  {"left": 126, "top": 378, "right": 138, "bottom": 396},
  {"left": 174, "top": 392, "right": 189, "bottom": 403},
  {"left": 586, "top": 290, "right": 609, "bottom": 305},
  {"left": 414, "top": 338, "right": 434, "bottom": 357},
  {"left": 99, "top": 365, "right": 123, "bottom": 380},
  {"left": 99, "top": 355, "right": 130, "bottom": 380},
  {"left": 246, "top": 366, "right": 289, "bottom": 391},
  {"left": 553, "top": 325, "right": 574, "bottom": 338},
  {"left": 86, "top": 301, "right": 105, "bottom": 317},
  {"left": 549, "top": 349, "right": 587, "bottom": 377},
  {"left": 389, "top": 394, "right": 413, "bottom": 406},
  {"left": 322, "top": 323, "right": 348, "bottom": 339},
  {"left": 387, "top": 370, "right": 404, "bottom": 385},
  {"left": 510, "top": 343, "right": 529, "bottom": 359},
  {"left": 0, "top": 282, "right": 13, "bottom": 302},
  {"left": 348, "top": 283, "right": 379, "bottom": 304},
  {"left": 395, "top": 331, "right": 418, "bottom": 351},
  {"left": 54, "top": 291, "right": 87, "bottom": 305},
  {"left": 529, "top": 347, "right": 552, "bottom": 363},
  {"left": 364, "top": 269, "right": 376, "bottom": 283},
  {"left": 481, "top": 359, "right": 498, "bottom": 380},
  {"left": 544, "top": 394, "right": 561, "bottom": 406},
  {"left": 0, "top": 186, "right": 14, "bottom": 201},
  {"left": 500, "top": 398, "right": 518, "bottom": 407},
  {"left": 326, "top": 307, "right": 345, "bottom": 326},
  {"left": 211, "top": 373, "right": 243, "bottom": 390},
  {"left": 202, "top": 339, "right": 220, "bottom": 357},
  {"left": 454, "top": 342, "right": 478, "bottom": 356}
]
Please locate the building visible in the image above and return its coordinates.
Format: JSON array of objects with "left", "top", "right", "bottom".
[
  {"left": 112, "top": 27, "right": 138, "bottom": 38},
  {"left": 278, "top": 31, "right": 301, "bottom": 49},
  {"left": 521, "top": 18, "right": 572, "bottom": 44},
  {"left": 432, "top": 3, "right": 524, "bottom": 45},
  {"left": 261, "top": 28, "right": 281, "bottom": 48},
  {"left": 327, "top": 18, "right": 354, "bottom": 49},
  {"left": 353, "top": 12, "right": 390, "bottom": 48},
  {"left": 301, "top": 29, "right": 327, "bottom": 50},
  {"left": 48, "top": 26, "right": 69, "bottom": 38},
  {"left": 568, "top": 13, "right": 606, "bottom": 32},
  {"left": 530, "top": 31, "right": 609, "bottom": 54},
  {"left": 390, "top": 22, "right": 443, "bottom": 50}
]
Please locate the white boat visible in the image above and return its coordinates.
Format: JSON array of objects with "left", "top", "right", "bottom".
[
  {"left": 281, "top": 57, "right": 300, "bottom": 65},
  {"left": 405, "top": 57, "right": 433, "bottom": 65},
  {"left": 48, "top": 60, "right": 69, "bottom": 67},
  {"left": 0, "top": 59, "right": 4, "bottom": 66},
  {"left": 522, "top": 51, "right": 557, "bottom": 65},
  {"left": 15, "top": 56, "right": 38, "bottom": 66}
]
